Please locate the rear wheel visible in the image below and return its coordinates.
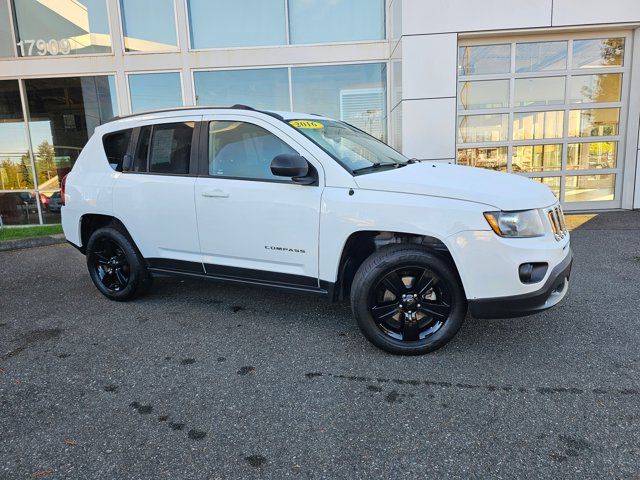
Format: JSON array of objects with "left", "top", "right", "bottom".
[
  {"left": 86, "top": 226, "right": 151, "bottom": 301},
  {"left": 351, "top": 245, "right": 467, "bottom": 355}
]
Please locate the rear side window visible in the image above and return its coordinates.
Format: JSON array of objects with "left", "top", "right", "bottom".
[
  {"left": 208, "top": 121, "right": 297, "bottom": 180},
  {"left": 148, "top": 122, "right": 194, "bottom": 174},
  {"left": 103, "top": 129, "right": 132, "bottom": 171}
]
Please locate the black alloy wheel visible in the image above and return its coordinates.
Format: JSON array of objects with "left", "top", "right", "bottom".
[
  {"left": 351, "top": 244, "right": 467, "bottom": 355},
  {"left": 86, "top": 226, "right": 152, "bottom": 301},
  {"left": 92, "top": 237, "right": 130, "bottom": 293},
  {"left": 369, "top": 266, "right": 451, "bottom": 342}
]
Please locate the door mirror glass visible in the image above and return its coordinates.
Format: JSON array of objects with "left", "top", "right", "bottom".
[{"left": 270, "top": 154, "right": 309, "bottom": 178}]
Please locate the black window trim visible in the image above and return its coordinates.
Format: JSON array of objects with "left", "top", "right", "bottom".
[
  {"left": 197, "top": 119, "right": 319, "bottom": 186},
  {"left": 120, "top": 121, "right": 201, "bottom": 177}
]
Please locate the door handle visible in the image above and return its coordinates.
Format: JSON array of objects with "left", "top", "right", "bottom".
[{"left": 202, "top": 189, "right": 229, "bottom": 198}]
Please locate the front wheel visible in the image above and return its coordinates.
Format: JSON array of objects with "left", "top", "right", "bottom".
[
  {"left": 351, "top": 245, "right": 467, "bottom": 355},
  {"left": 86, "top": 226, "right": 152, "bottom": 301}
]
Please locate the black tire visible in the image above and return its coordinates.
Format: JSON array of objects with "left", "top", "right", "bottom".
[
  {"left": 351, "top": 244, "right": 467, "bottom": 355},
  {"left": 86, "top": 226, "right": 152, "bottom": 301}
]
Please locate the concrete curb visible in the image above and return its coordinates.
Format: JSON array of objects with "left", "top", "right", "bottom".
[{"left": 0, "top": 234, "right": 66, "bottom": 252}]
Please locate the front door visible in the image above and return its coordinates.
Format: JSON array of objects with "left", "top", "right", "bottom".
[{"left": 194, "top": 115, "right": 323, "bottom": 289}]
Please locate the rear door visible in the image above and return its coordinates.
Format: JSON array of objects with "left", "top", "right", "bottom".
[
  {"left": 194, "top": 114, "right": 324, "bottom": 288},
  {"left": 112, "top": 116, "right": 203, "bottom": 272}
]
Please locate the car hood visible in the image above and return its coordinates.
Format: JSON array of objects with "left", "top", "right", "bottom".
[{"left": 353, "top": 162, "right": 558, "bottom": 210}]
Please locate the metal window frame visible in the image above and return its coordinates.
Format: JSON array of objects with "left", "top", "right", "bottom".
[{"left": 457, "top": 30, "right": 634, "bottom": 210}]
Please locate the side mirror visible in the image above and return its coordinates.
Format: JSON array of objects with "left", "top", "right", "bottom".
[
  {"left": 122, "top": 154, "right": 133, "bottom": 171},
  {"left": 271, "top": 154, "right": 309, "bottom": 179}
]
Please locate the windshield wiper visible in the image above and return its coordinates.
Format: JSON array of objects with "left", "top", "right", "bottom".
[{"left": 352, "top": 163, "right": 406, "bottom": 175}]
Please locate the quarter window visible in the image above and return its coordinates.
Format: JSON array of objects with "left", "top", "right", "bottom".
[
  {"left": 147, "top": 122, "right": 194, "bottom": 175},
  {"left": 103, "top": 130, "right": 133, "bottom": 171},
  {"left": 208, "top": 121, "right": 297, "bottom": 181}
]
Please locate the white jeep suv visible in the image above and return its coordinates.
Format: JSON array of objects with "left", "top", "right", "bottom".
[{"left": 61, "top": 105, "right": 572, "bottom": 355}]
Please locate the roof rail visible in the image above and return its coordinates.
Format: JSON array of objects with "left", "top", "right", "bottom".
[{"left": 105, "top": 104, "right": 283, "bottom": 124}]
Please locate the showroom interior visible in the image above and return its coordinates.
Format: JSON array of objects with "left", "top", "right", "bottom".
[{"left": 1, "top": 0, "right": 639, "bottom": 226}]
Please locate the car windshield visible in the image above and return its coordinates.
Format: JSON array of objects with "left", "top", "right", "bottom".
[{"left": 288, "top": 119, "right": 408, "bottom": 174}]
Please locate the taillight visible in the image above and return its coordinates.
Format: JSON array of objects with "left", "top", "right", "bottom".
[{"left": 60, "top": 174, "right": 68, "bottom": 206}]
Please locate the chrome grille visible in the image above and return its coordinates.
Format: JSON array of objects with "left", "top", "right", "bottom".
[{"left": 547, "top": 205, "right": 568, "bottom": 240}]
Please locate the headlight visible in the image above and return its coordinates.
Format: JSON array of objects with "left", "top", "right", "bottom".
[{"left": 484, "top": 210, "right": 545, "bottom": 238}]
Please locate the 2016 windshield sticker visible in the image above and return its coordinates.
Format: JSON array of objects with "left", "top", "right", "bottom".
[{"left": 290, "top": 120, "right": 324, "bottom": 129}]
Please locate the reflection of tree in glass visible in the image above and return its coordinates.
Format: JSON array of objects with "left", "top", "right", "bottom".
[
  {"left": 35, "top": 141, "right": 57, "bottom": 187},
  {"left": 579, "top": 74, "right": 620, "bottom": 104},
  {"left": 0, "top": 153, "right": 32, "bottom": 189},
  {"left": 599, "top": 38, "right": 624, "bottom": 66}
]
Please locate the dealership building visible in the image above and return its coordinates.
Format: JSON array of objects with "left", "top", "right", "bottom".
[{"left": 1, "top": 0, "right": 639, "bottom": 225}]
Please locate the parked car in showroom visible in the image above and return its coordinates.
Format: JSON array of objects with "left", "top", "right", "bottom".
[{"left": 61, "top": 105, "right": 572, "bottom": 355}]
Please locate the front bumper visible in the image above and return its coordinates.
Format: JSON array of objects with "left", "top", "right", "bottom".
[{"left": 468, "top": 249, "right": 573, "bottom": 319}]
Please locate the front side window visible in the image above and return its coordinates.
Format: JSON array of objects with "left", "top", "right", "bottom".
[
  {"left": 103, "top": 129, "right": 132, "bottom": 171},
  {"left": 13, "top": 0, "right": 111, "bottom": 56},
  {"left": 208, "top": 121, "right": 297, "bottom": 180},
  {"left": 288, "top": 119, "right": 406, "bottom": 174},
  {"left": 148, "top": 122, "right": 194, "bottom": 174},
  {"left": 120, "top": 0, "right": 178, "bottom": 52}
]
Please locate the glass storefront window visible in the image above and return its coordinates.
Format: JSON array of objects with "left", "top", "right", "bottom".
[
  {"left": 514, "top": 77, "right": 565, "bottom": 107},
  {"left": 457, "top": 114, "right": 508, "bottom": 143},
  {"left": 0, "top": 0, "right": 14, "bottom": 57},
  {"left": 194, "top": 68, "right": 290, "bottom": 111},
  {"left": 569, "top": 74, "right": 622, "bottom": 104},
  {"left": 567, "top": 142, "right": 617, "bottom": 170},
  {"left": 512, "top": 144, "right": 562, "bottom": 172},
  {"left": 565, "top": 174, "right": 615, "bottom": 202},
  {"left": 24, "top": 76, "right": 118, "bottom": 191},
  {"left": 513, "top": 111, "right": 564, "bottom": 140},
  {"left": 128, "top": 72, "right": 183, "bottom": 113},
  {"left": 573, "top": 38, "right": 624, "bottom": 68},
  {"left": 188, "top": 0, "right": 286, "bottom": 49},
  {"left": 458, "top": 80, "right": 509, "bottom": 110},
  {"left": 0, "top": 80, "right": 32, "bottom": 191},
  {"left": 291, "top": 63, "right": 387, "bottom": 141},
  {"left": 515, "top": 41, "right": 568, "bottom": 73},
  {"left": 531, "top": 177, "right": 560, "bottom": 198},
  {"left": 457, "top": 147, "right": 507, "bottom": 172},
  {"left": 0, "top": 191, "right": 40, "bottom": 225},
  {"left": 39, "top": 190, "right": 63, "bottom": 224},
  {"left": 13, "top": 0, "right": 111, "bottom": 56},
  {"left": 120, "top": 0, "right": 178, "bottom": 52},
  {"left": 289, "top": 0, "right": 384, "bottom": 45},
  {"left": 568, "top": 108, "right": 619, "bottom": 137},
  {"left": 458, "top": 44, "right": 511, "bottom": 76}
]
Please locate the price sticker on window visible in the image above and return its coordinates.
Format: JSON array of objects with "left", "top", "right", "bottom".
[{"left": 289, "top": 120, "right": 324, "bottom": 129}]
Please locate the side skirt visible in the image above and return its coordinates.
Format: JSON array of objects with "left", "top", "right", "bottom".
[{"left": 146, "top": 258, "right": 331, "bottom": 298}]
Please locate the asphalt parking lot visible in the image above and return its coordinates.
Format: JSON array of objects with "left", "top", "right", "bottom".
[{"left": 1, "top": 212, "right": 639, "bottom": 479}]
